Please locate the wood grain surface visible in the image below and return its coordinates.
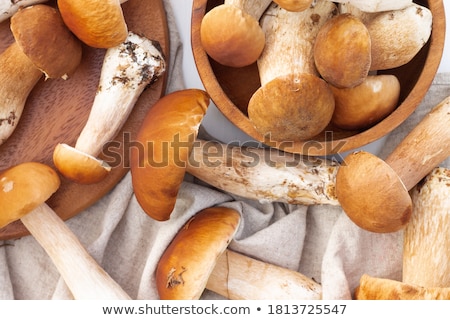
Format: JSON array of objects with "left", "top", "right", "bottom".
[{"left": 0, "top": 0, "right": 169, "bottom": 239}]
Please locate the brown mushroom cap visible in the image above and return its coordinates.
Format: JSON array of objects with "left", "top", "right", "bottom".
[
  {"left": 200, "top": 4, "right": 265, "bottom": 67},
  {"left": 314, "top": 13, "right": 371, "bottom": 88},
  {"left": 273, "top": 0, "right": 313, "bottom": 12},
  {"left": 57, "top": 0, "right": 128, "bottom": 49},
  {"left": 0, "top": 162, "right": 60, "bottom": 228},
  {"left": 330, "top": 74, "right": 400, "bottom": 130},
  {"left": 336, "top": 151, "right": 412, "bottom": 233},
  {"left": 156, "top": 206, "right": 241, "bottom": 300},
  {"left": 248, "top": 73, "right": 335, "bottom": 142},
  {"left": 10, "top": 4, "right": 82, "bottom": 79},
  {"left": 53, "top": 143, "right": 111, "bottom": 185}
]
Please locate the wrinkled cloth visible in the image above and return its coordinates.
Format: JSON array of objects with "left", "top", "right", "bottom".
[{"left": 0, "top": 0, "right": 449, "bottom": 300}]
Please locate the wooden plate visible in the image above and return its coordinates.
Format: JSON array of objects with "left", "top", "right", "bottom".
[
  {"left": 191, "top": 0, "right": 445, "bottom": 155},
  {"left": 0, "top": 0, "right": 169, "bottom": 239}
]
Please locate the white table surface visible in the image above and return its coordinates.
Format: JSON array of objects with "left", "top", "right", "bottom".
[{"left": 168, "top": 0, "right": 449, "bottom": 156}]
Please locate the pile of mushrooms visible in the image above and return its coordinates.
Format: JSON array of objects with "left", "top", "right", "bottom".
[{"left": 200, "top": 0, "right": 432, "bottom": 141}]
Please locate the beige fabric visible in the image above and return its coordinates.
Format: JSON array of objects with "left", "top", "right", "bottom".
[{"left": 0, "top": 0, "right": 449, "bottom": 300}]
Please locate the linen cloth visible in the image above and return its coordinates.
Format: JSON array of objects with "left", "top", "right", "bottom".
[{"left": 0, "top": 0, "right": 449, "bottom": 300}]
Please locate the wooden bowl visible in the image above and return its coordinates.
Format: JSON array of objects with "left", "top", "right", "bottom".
[{"left": 191, "top": 0, "right": 445, "bottom": 156}]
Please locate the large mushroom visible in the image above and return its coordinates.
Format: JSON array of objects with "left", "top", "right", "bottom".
[
  {"left": 53, "top": 31, "right": 166, "bottom": 184},
  {"left": 355, "top": 167, "right": 450, "bottom": 299},
  {"left": 200, "top": 0, "right": 272, "bottom": 67},
  {"left": 247, "top": 0, "right": 337, "bottom": 142},
  {"left": 57, "top": 0, "right": 128, "bottom": 48},
  {"left": 130, "top": 89, "right": 210, "bottom": 221},
  {"left": 0, "top": 4, "right": 81, "bottom": 145},
  {"left": 156, "top": 206, "right": 322, "bottom": 300},
  {"left": 336, "top": 95, "right": 450, "bottom": 233},
  {"left": 0, "top": 162, "right": 130, "bottom": 299}
]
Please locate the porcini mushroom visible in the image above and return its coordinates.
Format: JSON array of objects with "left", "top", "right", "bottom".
[
  {"left": 0, "top": 162, "right": 130, "bottom": 299},
  {"left": 339, "top": 2, "right": 432, "bottom": 71},
  {"left": 53, "top": 31, "right": 166, "bottom": 184},
  {"left": 156, "top": 206, "right": 321, "bottom": 300},
  {"left": 313, "top": 12, "right": 371, "bottom": 88},
  {"left": 247, "top": 1, "right": 337, "bottom": 142},
  {"left": 57, "top": 0, "right": 128, "bottom": 48},
  {"left": 355, "top": 167, "right": 450, "bottom": 299},
  {"left": 130, "top": 89, "right": 210, "bottom": 221},
  {"left": 336, "top": 95, "right": 450, "bottom": 233},
  {"left": 273, "top": 0, "right": 313, "bottom": 12},
  {"left": 187, "top": 139, "right": 339, "bottom": 206},
  {"left": 0, "top": 0, "right": 49, "bottom": 23},
  {"left": 330, "top": 74, "right": 401, "bottom": 130},
  {"left": 199, "top": 0, "right": 272, "bottom": 67},
  {"left": 0, "top": 4, "right": 81, "bottom": 145}
]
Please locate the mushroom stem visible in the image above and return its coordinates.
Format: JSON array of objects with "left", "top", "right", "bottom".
[
  {"left": 206, "top": 249, "right": 322, "bottom": 299},
  {"left": 385, "top": 96, "right": 450, "bottom": 191},
  {"left": 332, "top": 0, "right": 412, "bottom": 13},
  {"left": 0, "top": 42, "right": 42, "bottom": 145},
  {"left": 0, "top": 0, "right": 48, "bottom": 23},
  {"left": 225, "top": 0, "right": 272, "bottom": 20},
  {"left": 21, "top": 202, "right": 131, "bottom": 299},
  {"left": 403, "top": 167, "right": 450, "bottom": 288},
  {"left": 187, "top": 139, "right": 339, "bottom": 206}
]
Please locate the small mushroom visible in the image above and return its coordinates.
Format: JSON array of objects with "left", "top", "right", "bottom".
[
  {"left": 57, "top": 0, "right": 128, "bottom": 48},
  {"left": 336, "top": 95, "right": 450, "bottom": 233},
  {"left": 0, "top": 0, "right": 49, "bottom": 23},
  {"left": 273, "top": 0, "right": 313, "bottom": 12},
  {"left": 199, "top": 0, "right": 272, "bottom": 67},
  {"left": 330, "top": 74, "right": 401, "bottom": 130},
  {"left": 187, "top": 139, "right": 339, "bottom": 206},
  {"left": 53, "top": 31, "right": 166, "bottom": 184},
  {"left": 355, "top": 168, "right": 450, "bottom": 299},
  {"left": 156, "top": 206, "right": 321, "bottom": 300},
  {"left": 130, "top": 89, "right": 210, "bottom": 221},
  {"left": 0, "top": 4, "right": 82, "bottom": 145},
  {"left": 0, "top": 162, "right": 130, "bottom": 299},
  {"left": 313, "top": 12, "right": 371, "bottom": 88},
  {"left": 247, "top": 1, "right": 337, "bottom": 142}
]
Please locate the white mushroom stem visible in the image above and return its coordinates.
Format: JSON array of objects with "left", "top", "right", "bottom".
[
  {"left": 187, "top": 139, "right": 339, "bottom": 205},
  {"left": 206, "top": 249, "right": 322, "bottom": 299},
  {"left": 403, "top": 167, "right": 450, "bottom": 288},
  {"left": 0, "top": 0, "right": 48, "bottom": 23},
  {"left": 225, "top": 0, "right": 272, "bottom": 20},
  {"left": 75, "top": 31, "right": 165, "bottom": 156},
  {"left": 0, "top": 43, "right": 42, "bottom": 145},
  {"left": 332, "top": 0, "right": 412, "bottom": 13},
  {"left": 21, "top": 203, "right": 131, "bottom": 299}
]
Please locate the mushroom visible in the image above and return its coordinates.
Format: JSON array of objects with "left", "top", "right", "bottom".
[
  {"left": 355, "top": 167, "right": 450, "bottom": 299},
  {"left": 273, "top": 0, "right": 313, "bottom": 12},
  {"left": 0, "top": 4, "right": 82, "bottom": 145},
  {"left": 0, "top": 0, "right": 48, "bottom": 23},
  {"left": 332, "top": 0, "right": 412, "bottom": 13},
  {"left": 336, "top": 95, "right": 450, "bottom": 233},
  {"left": 313, "top": 12, "right": 371, "bottom": 88},
  {"left": 199, "top": 0, "right": 272, "bottom": 67},
  {"left": 130, "top": 89, "right": 210, "bottom": 221},
  {"left": 57, "top": 0, "right": 128, "bottom": 48},
  {"left": 0, "top": 162, "right": 130, "bottom": 299},
  {"left": 187, "top": 139, "right": 339, "bottom": 206},
  {"left": 339, "top": 2, "right": 432, "bottom": 71},
  {"left": 156, "top": 206, "right": 321, "bottom": 300},
  {"left": 247, "top": 0, "right": 337, "bottom": 142},
  {"left": 53, "top": 31, "right": 166, "bottom": 184},
  {"left": 330, "top": 74, "right": 401, "bottom": 130}
]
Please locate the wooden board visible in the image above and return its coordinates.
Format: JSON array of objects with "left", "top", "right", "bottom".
[{"left": 0, "top": 0, "right": 169, "bottom": 240}]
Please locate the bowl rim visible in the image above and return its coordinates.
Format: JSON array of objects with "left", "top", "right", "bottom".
[{"left": 191, "top": 0, "right": 445, "bottom": 156}]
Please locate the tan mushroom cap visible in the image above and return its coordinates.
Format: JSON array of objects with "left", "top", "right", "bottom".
[
  {"left": 314, "top": 13, "right": 371, "bottom": 88},
  {"left": 273, "top": 0, "right": 313, "bottom": 12},
  {"left": 0, "top": 162, "right": 60, "bottom": 228},
  {"left": 53, "top": 143, "right": 111, "bottom": 185},
  {"left": 10, "top": 4, "right": 82, "bottom": 79},
  {"left": 156, "top": 206, "right": 241, "bottom": 300},
  {"left": 336, "top": 151, "right": 412, "bottom": 233},
  {"left": 330, "top": 74, "right": 400, "bottom": 130},
  {"left": 355, "top": 274, "right": 450, "bottom": 300},
  {"left": 57, "top": 0, "right": 128, "bottom": 48},
  {"left": 248, "top": 73, "right": 335, "bottom": 142},
  {"left": 200, "top": 4, "right": 265, "bottom": 68}
]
